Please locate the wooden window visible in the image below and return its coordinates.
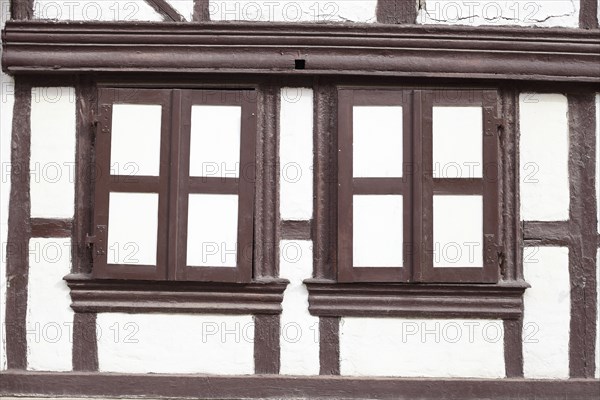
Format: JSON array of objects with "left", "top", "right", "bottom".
[
  {"left": 91, "top": 88, "right": 256, "bottom": 282},
  {"left": 338, "top": 89, "right": 500, "bottom": 283}
]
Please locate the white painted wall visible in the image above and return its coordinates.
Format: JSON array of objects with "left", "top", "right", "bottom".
[
  {"left": 340, "top": 318, "right": 505, "bottom": 377},
  {"left": 523, "top": 247, "right": 570, "bottom": 379},
  {"left": 520, "top": 93, "right": 570, "bottom": 221},
  {"left": 0, "top": 0, "right": 13, "bottom": 371},
  {"left": 418, "top": 0, "right": 580, "bottom": 27},
  {"left": 279, "top": 240, "right": 319, "bottom": 375},
  {"left": 280, "top": 88, "right": 314, "bottom": 221},
  {"left": 33, "top": 0, "right": 163, "bottom": 21},
  {"left": 30, "top": 87, "right": 76, "bottom": 219},
  {"left": 97, "top": 313, "right": 254, "bottom": 374},
  {"left": 209, "top": 0, "right": 376, "bottom": 22},
  {"left": 26, "top": 238, "right": 73, "bottom": 371}
]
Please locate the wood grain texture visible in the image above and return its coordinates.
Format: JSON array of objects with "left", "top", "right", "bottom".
[
  {"left": 254, "top": 314, "right": 280, "bottom": 374},
  {"left": 503, "top": 318, "right": 524, "bottom": 378},
  {"left": 281, "top": 220, "right": 312, "bottom": 240},
  {"left": 523, "top": 221, "right": 571, "bottom": 246},
  {"left": 65, "top": 274, "right": 289, "bottom": 314},
  {"left": 313, "top": 83, "right": 337, "bottom": 280},
  {"left": 377, "top": 0, "right": 418, "bottom": 24},
  {"left": 193, "top": 0, "right": 210, "bottom": 21},
  {"left": 319, "top": 316, "right": 340, "bottom": 375},
  {"left": 306, "top": 280, "right": 527, "bottom": 319},
  {"left": 145, "top": 0, "right": 186, "bottom": 21},
  {"left": 580, "top": 0, "right": 599, "bottom": 29},
  {"left": 3, "top": 371, "right": 598, "bottom": 399},
  {"left": 73, "top": 78, "right": 96, "bottom": 274},
  {"left": 567, "top": 93, "right": 598, "bottom": 378},
  {"left": 72, "top": 313, "right": 98, "bottom": 371},
  {"left": 10, "top": 0, "right": 33, "bottom": 20},
  {"left": 5, "top": 81, "right": 32, "bottom": 370},
  {"left": 30, "top": 218, "right": 72, "bottom": 238},
  {"left": 3, "top": 22, "right": 599, "bottom": 82},
  {"left": 254, "top": 84, "right": 280, "bottom": 278}
]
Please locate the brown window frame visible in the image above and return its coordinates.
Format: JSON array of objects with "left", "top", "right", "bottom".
[
  {"left": 337, "top": 88, "right": 500, "bottom": 284},
  {"left": 306, "top": 84, "right": 526, "bottom": 320},
  {"left": 92, "top": 88, "right": 257, "bottom": 283}
]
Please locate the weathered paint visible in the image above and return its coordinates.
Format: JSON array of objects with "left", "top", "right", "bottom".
[
  {"left": 523, "top": 247, "right": 570, "bottom": 379},
  {"left": 33, "top": 0, "right": 163, "bottom": 21},
  {"left": 209, "top": 0, "right": 377, "bottom": 22},
  {"left": 418, "top": 0, "right": 580, "bottom": 27}
]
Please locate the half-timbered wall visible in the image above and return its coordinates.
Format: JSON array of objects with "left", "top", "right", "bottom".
[{"left": 1, "top": 0, "right": 600, "bottom": 398}]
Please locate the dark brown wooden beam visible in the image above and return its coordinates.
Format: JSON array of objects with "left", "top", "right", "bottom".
[
  {"left": 193, "top": 0, "right": 210, "bottom": 21},
  {"left": 73, "top": 77, "right": 95, "bottom": 275},
  {"left": 580, "top": 0, "right": 599, "bottom": 29},
  {"left": 2, "top": 371, "right": 599, "bottom": 399},
  {"left": 567, "top": 93, "right": 598, "bottom": 378},
  {"left": 3, "top": 22, "right": 599, "bottom": 82},
  {"left": 145, "top": 0, "right": 186, "bottom": 22},
  {"left": 499, "top": 88, "right": 522, "bottom": 282},
  {"left": 313, "top": 83, "right": 337, "bottom": 280},
  {"left": 503, "top": 318, "right": 524, "bottom": 378},
  {"left": 254, "top": 314, "right": 280, "bottom": 374},
  {"left": 5, "top": 81, "right": 32, "bottom": 370},
  {"left": 377, "top": 0, "right": 418, "bottom": 24},
  {"left": 281, "top": 220, "right": 312, "bottom": 240},
  {"left": 72, "top": 313, "right": 98, "bottom": 371},
  {"left": 30, "top": 218, "right": 72, "bottom": 238},
  {"left": 10, "top": 0, "right": 33, "bottom": 20},
  {"left": 523, "top": 221, "right": 571, "bottom": 246},
  {"left": 254, "top": 84, "right": 280, "bottom": 278},
  {"left": 319, "top": 316, "right": 340, "bottom": 375}
]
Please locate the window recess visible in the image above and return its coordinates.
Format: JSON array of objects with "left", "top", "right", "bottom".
[
  {"left": 90, "top": 88, "right": 256, "bottom": 283},
  {"left": 337, "top": 89, "right": 500, "bottom": 284}
]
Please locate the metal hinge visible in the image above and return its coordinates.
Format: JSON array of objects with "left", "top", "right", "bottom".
[
  {"left": 484, "top": 106, "right": 503, "bottom": 137},
  {"left": 98, "top": 104, "right": 111, "bottom": 134},
  {"left": 484, "top": 234, "right": 500, "bottom": 266},
  {"left": 87, "top": 225, "right": 107, "bottom": 258}
]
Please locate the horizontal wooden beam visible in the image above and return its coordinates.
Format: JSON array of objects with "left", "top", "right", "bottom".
[
  {"left": 305, "top": 279, "right": 528, "bottom": 319},
  {"left": 2, "top": 21, "right": 599, "bottom": 82},
  {"left": 523, "top": 220, "right": 571, "bottom": 246},
  {"left": 1, "top": 371, "right": 599, "bottom": 399},
  {"left": 65, "top": 274, "right": 289, "bottom": 314},
  {"left": 281, "top": 220, "right": 312, "bottom": 240},
  {"left": 30, "top": 218, "right": 72, "bottom": 238}
]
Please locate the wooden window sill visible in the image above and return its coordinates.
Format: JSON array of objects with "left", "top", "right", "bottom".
[
  {"left": 65, "top": 274, "right": 289, "bottom": 315},
  {"left": 304, "top": 279, "right": 529, "bottom": 319}
]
